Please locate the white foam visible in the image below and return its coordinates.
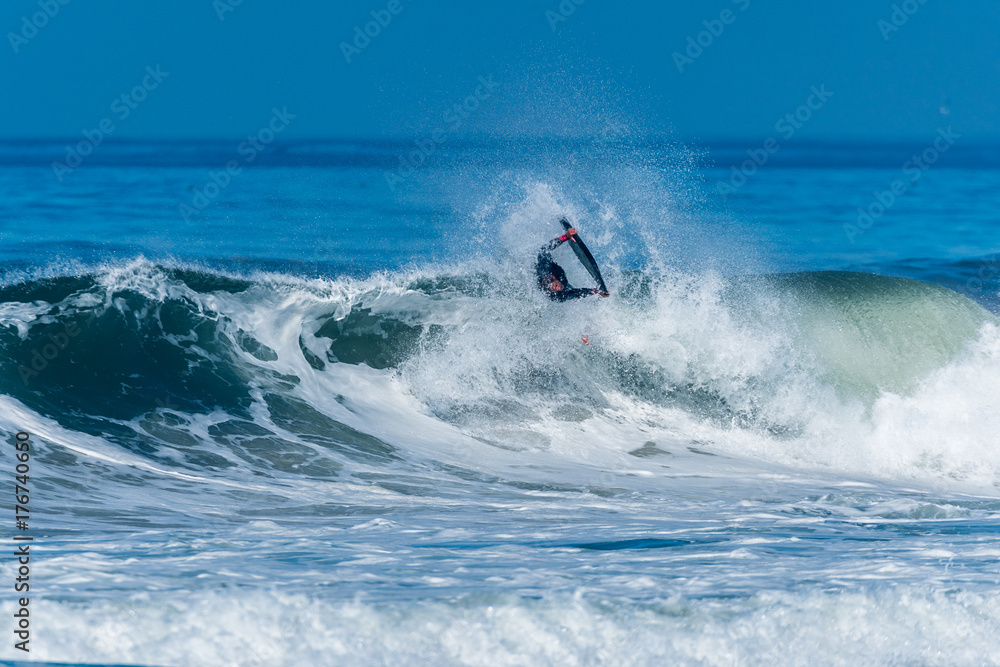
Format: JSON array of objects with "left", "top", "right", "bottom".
[{"left": 11, "top": 587, "right": 1000, "bottom": 666}]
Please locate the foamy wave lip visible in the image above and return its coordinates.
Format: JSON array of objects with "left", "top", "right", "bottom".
[
  {"left": 10, "top": 587, "right": 1000, "bottom": 666},
  {"left": 706, "top": 322, "right": 1000, "bottom": 491},
  {"left": 863, "top": 322, "right": 1000, "bottom": 487}
]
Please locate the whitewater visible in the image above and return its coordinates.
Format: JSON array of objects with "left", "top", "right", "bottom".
[{"left": 1, "top": 140, "right": 1000, "bottom": 665}]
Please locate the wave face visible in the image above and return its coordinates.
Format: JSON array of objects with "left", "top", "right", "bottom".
[
  {"left": 0, "top": 261, "right": 998, "bottom": 474},
  {"left": 3, "top": 259, "right": 999, "bottom": 484},
  {"left": 3, "top": 258, "right": 1000, "bottom": 666},
  {"left": 725, "top": 271, "right": 998, "bottom": 399}
]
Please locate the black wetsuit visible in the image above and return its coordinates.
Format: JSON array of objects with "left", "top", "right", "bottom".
[{"left": 535, "top": 236, "right": 597, "bottom": 302}]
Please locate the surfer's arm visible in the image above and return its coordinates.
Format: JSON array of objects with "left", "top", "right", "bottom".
[
  {"left": 554, "top": 287, "right": 599, "bottom": 301},
  {"left": 541, "top": 233, "right": 570, "bottom": 253},
  {"left": 536, "top": 235, "right": 569, "bottom": 274}
]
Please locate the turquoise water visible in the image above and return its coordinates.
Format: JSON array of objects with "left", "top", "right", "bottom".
[{"left": 1, "top": 139, "right": 999, "bottom": 666}]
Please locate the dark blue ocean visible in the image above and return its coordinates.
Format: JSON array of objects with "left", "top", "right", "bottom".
[{"left": 2, "top": 138, "right": 1000, "bottom": 666}]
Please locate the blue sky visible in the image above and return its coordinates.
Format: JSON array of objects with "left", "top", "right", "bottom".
[{"left": 2, "top": 0, "right": 999, "bottom": 140}]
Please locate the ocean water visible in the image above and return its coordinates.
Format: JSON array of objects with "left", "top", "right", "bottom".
[{"left": 1, "top": 138, "right": 1000, "bottom": 666}]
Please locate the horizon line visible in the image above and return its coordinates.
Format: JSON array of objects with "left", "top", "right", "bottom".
[{"left": 0, "top": 134, "right": 993, "bottom": 147}]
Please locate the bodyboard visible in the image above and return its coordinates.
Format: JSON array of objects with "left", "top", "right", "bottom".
[{"left": 560, "top": 218, "right": 609, "bottom": 294}]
